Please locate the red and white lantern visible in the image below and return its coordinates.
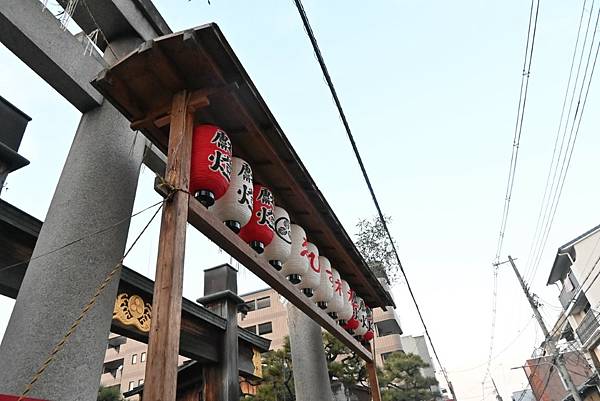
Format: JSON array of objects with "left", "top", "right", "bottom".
[
  {"left": 210, "top": 157, "right": 253, "bottom": 233},
  {"left": 325, "top": 268, "right": 344, "bottom": 320},
  {"left": 344, "top": 290, "right": 360, "bottom": 333},
  {"left": 263, "top": 206, "right": 292, "bottom": 271},
  {"left": 313, "top": 256, "right": 334, "bottom": 309},
  {"left": 239, "top": 184, "right": 274, "bottom": 254},
  {"left": 281, "top": 224, "right": 309, "bottom": 284},
  {"left": 298, "top": 242, "right": 320, "bottom": 297},
  {"left": 189, "top": 124, "right": 232, "bottom": 207},
  {"left": 353, "top": 297, "right": 368, "bottom": 338},
  {"left": 338, "top": 280, "right": 354, "bottom": 324},
  {"left": 362, "top": 307, "right": 375, "bottom": 342}
]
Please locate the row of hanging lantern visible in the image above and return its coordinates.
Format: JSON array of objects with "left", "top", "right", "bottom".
[{"left": 189, "top": 124, "right": 374, "bottom": 343}]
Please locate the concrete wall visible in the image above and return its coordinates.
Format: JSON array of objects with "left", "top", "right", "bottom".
[{"left": 570, "top": 230, "right": 600, "bottom": 311}]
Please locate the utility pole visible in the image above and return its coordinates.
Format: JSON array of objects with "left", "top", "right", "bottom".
[
  {"left": 491, "top": 376, "right": 503, "bottom": 401},
  {"left": 497, "top": 255, "right": 582, "bottom": 401}
]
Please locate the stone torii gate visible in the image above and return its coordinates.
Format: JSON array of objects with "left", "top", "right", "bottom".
[{"left": 0, "top": 2, "right": 391, "bottom": 401}]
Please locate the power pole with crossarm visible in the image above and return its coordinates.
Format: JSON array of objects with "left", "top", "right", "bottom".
[{"left": 496, "top": 256, "right": 582, "bottom": 401}]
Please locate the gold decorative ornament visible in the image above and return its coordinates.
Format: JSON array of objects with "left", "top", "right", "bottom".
[
  {"left": 113, "top": 293, "right": 152, "bottom": 333},
  {"left": 252, "top": 347, "right": 263, "bottom": 378}
]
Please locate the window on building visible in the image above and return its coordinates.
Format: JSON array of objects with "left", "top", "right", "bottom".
[
  {"left": 139, "top": 379, "right": 144, "bottom": 386},
  {"left": 245, "top": 300, "right": 256, "bottom": 312},
  {"left": 131, "top": 354, "right": 138, "bottom": 364},
  {"left": 103, "top": 358, "right": 124, "bottom": 378},
  {"left": 140, "top": 352, "right": 146, "bottom": 363},
  {"left": 107, "top": 335, "right": 127, "bottom": 352},
  {"left": 128, "top": 381, "right": 136, "bottom": 391},
  {"left": 243, "top": 325, "right": 257, "bottom": 334},
  {"left": 258, "top": 322, "right": 273, "bottom": 335},
  {"left": 375, "top": 319, "right": 402, "bottom": 337},
  {"left": 256, "top": 296, "right": 271, "bottom": 310}
]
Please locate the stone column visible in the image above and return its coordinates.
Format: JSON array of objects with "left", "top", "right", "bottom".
[
  {"left": 287, "top": 304, "right": 334, "bottom": 401},
  {"left": 0, "top": 37, "right": 144, "bottom": 401}
]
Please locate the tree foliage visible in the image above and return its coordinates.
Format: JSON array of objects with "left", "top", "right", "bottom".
[
  {"left": 97, "top": 386, "right": 123, "bottom": 401},
  {"left": 378, "top": 352, "right": 439, "bottom": 401},
  {"left": 355, "top": 215, "right": 400, "bottom": 283},
  {"left": 322, "top": 332, "right": 366, "bottom": 387},
  {"left": 250, "top": 336, "right": 438, "bottom": 401}
]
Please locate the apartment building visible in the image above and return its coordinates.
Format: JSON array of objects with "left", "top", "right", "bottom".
[
  {"left": 545, "top": 223, "right": 600, "bottom": 397},
  {"left": 101, "top": 334, "right": 186, "bottom": 399},
  {"left": 547, "top": 224, "right": 600, "bottom": 370},
  {"left": 400, "top": 335, "right": 437, "bottom": 381},
  {"left": 238, "top": 287, "right": 403, "bottom": 367}
]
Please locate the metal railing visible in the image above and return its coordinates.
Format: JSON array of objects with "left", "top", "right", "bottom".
[{"left": 577, "top": 310, "right": 600, "bottom": 345}]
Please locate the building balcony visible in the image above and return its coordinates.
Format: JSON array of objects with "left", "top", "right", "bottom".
[
  {"left": 576, "top": 311, "right": 600, "bottom": 347},
  {"left": 559, "top": 273, "right": 588, "bottom": 314}
]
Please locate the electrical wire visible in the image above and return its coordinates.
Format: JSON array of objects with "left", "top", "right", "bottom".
[
  {"left": 483, "top": 0, "right": 541, "bottom": 392},
  {"left": 290, "top": 0, "right": 457, "bottom": 396},
  {"left": 526, "top": 1, "right": 600, "bottom": 284},
  {"left": 524, "top": 0, "right": 590, "bottom": 280}
]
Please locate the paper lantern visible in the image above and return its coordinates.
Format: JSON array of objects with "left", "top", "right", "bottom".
[
  {"left": 325, "top": 268, "right": 344, "bottom": 319},
  {"left": 190, "top": 124, "right": 232, "bottom": 207},
  {"left": 362, "top": 306, "right": 375, "bottom": 342},
  {"left": 298, "top": 242, "right": 320, "bottom": 297},
  {"left": 280, "top": 224, "right": 309, "bottom": 284},
  {"left": 263, "top": 206, "right": 292, "bottom": 270},
  {"left": 353, "top": 298, "right": 368, "bottom": 338},
  {"left": 344, "top": 290, "right": 360, "bottom": 333},
  {"left": 338, "top": 280, "right": 354, "bottom": 324},
  {"left": 313, "top": 256, "right": 334, "bottom": 309},
  {"left": 239, "top": 184, "right": 274, "bottom": 253},
  {"left": 210, "top": 157, "right": 253, "bottom": 233}
]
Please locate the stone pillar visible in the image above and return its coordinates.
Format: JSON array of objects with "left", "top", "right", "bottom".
[
  {"left": 0, "top": 38, "right": 144, "bottom": 401},
  {"left": 287, "top": 304, "right": 334, "bottom": 401}
]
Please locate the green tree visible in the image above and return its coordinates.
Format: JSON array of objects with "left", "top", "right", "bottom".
[
  {"left": 355, "top": 215, "right": 400, "bottom": 283},
  {"left": 97, "top": 386, "right": 123, "bottom": 401},
  {"left": 323, "top": 332, "right": 366, "bottom": 386},
  {"left": 378, "top": 352, "right": 439, "bottom": 401}
]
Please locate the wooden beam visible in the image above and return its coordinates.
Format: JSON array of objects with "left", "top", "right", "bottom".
[
  {"left": 144, "top": 90, "right": 194, "bottom": 401},
  {"left": 155, "top": 182, "right": 373, "bottom": 361}
]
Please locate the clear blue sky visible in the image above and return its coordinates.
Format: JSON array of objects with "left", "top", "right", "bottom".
[{"left": 1, "top": 0, "right": 600, "bottom": 399}]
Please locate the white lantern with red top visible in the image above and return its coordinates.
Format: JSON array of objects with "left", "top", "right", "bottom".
[
  {"left": 189, "top": 124, "right": 232, "bottom": 207},
  {"left": 210, "top": 157, "right": 253, "bottom": 233},
  {"left": 338, "top": 280, "right": 353, "bottom": 325},
  {"left": 325, "top": 268, "right": 344, "bottom": 320},
  {"left": 280, "top": 224, "right": 309, "bottom": 284},
  {"left": 239, "top": 184, "right": 274, "bottom": 254},
  {"left": 298, "top": 242, "right": 320, "bottom": 297},
  {"left": 263, "top": 206, "right": 292, "bottom": 271},
  {"left": 344, "top": 291, "right": 360, "bottom": 333},
  {"left": 313, "top": 256, "right": 333, "bottom": 309}
]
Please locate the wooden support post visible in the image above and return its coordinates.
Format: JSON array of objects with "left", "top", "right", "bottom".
[
  {"left": 197, "top": 265, "right": 243, "bottom": 401},
  {"left": 366, "top": 340, "right": 382, "bottom": 401},
  {"left": 144, "top": 90, "right": 193, "bottom": 401}
]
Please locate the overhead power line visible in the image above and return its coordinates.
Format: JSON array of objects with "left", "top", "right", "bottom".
[
  {"left": 483, "top": 0, "right": 541, "bottom": 392},
  {"left": 524, "top": 0, "right": 591, "bottom": 281},
  {"left": 290, "top": 0, "right": 457, "bottom": 398},
  {"left": 526, "top": 0, "right": 600, "bottom": 284}
]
